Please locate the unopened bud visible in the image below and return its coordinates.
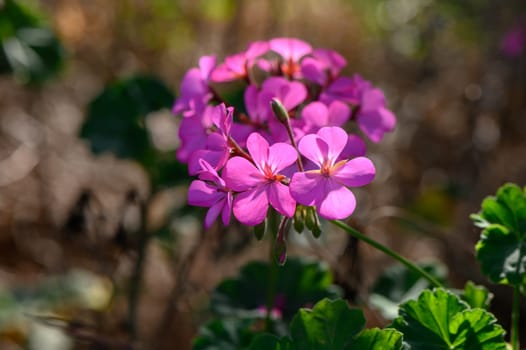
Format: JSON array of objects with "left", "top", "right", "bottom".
[
  {"left": 293, "top": 206, "right": 305, "bottom": 233},
  {"left": 305, "top": 207, "right": 322, "bottom": 238},
  {"left": 254, "top": 219, "right": 267, "bottom": 240},
  {"left": 270, "top": 98, "right": 290, "bottom": 124},
  {"left": 274, "top": 239, "right": 287, "bottom": 266}
]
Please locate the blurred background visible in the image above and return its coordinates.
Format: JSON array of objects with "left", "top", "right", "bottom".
[{"left": 0, "top": 0, "right": 525, "bottom": 349}]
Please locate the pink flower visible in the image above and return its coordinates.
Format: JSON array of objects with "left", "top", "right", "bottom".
[
  {"left": 301, "top": 49, "right": 347, "bottom": 85},
  {"left": 301, "top": 101, "right": 350, "bottom": 132},
  {"left": 243, "top": 77, "right": 307, "bottom": 143},
  {"left": 223, "top": 132, "right": 297, "bottom": 226},
  {"left": 211, "top": 41, "right": 269, "bottom": 82},
  {"left": 187, "top": 104, "right": 234, "bottom": 175},
  {"left": 176, "top": 105, "right": 215, "bottom": 163},
  {"left": 269, "top": 38, "right": 312, "bottom": 78},
  {"left": 501, "top": 24, "right": 526, "bottom": 58},
  {"left": 356, "top": 88, "right": 396, "bottom": 143},
  {"left": 173, "top": 56, "right": 216, "bottom": 116},
  {"left": 289, "top": 127, "right": 375, "bottom": 220},
  {"left": 187, "top": 159, "right": 232, "bottom": 229}
]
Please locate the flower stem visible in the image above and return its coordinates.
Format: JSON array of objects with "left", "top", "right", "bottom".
[
  {"left": 331, "top": 220, "right": 443, "bottom": 288},
  {"left": 511, "top": 285, "right": 520, "bottom": 350}
]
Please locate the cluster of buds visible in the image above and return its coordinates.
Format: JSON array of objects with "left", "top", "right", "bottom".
[{"left": 173, "top": 38, "right": 396, "bottom": 240}]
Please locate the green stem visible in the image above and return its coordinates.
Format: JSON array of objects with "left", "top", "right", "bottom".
[
  {"left": 331, "top": 220, "right": 443, "bottom": 288},
  {"left": 511, "top": 285, "right": 520, "bottom": 350}
]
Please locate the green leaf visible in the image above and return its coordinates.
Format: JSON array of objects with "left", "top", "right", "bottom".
[
  {"left": 460, "top": 281, "right": 493, "bottom": 310},
  {"left": 0, "top": 0, "right": 65, "bottom": 84},
  {"left": 211, "top": 257, "right": 341, "bottom": 321},
  {"left": 391, "top": 288, "right": 507, "bottom": 349},
  {"left": 369, "top": 262, "right": 448, "bottom": 319},
  {"left": 352, "top": 328, "right": 404, "bottom": 350},
  {"left": 193, "top": 317, "right": 261, "bottom": 350},
  {"left": 471, "top": 183, "right": 526, "bottom": 287},
  {"left": 289, "top": 299, "right": 365, "bottom": 349},
  {"left": 286, "top": 299, "right": 403, "bottom": 350},
  {"left": 247, "top": 334, "right": 292, "bottom": 350}
]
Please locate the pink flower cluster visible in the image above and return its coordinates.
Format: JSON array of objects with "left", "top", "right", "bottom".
[{"left": 173, "top": 38, "right": 396, "bottom": 228}]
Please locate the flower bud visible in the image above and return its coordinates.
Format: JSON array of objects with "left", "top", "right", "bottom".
[
  {"left": 305, "top": 207, "right": 321, "bottom": 238},
  {"left": 270, "top": 98, "right": 290, "bottom": 124},
  {"left": 293, "top": 206, "right": 305, "bottom": 233},
  {"left": 274, "top": 239, "right": 287, "bottom": 266}
]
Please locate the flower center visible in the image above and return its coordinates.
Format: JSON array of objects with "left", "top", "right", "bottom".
[{"left": 263, "top": 163, "right": 284, "bottom": 182}]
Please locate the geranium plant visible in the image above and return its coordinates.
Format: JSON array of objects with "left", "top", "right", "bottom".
[{"left": 171, "top": 38, "right": 521, "bottom": 350}]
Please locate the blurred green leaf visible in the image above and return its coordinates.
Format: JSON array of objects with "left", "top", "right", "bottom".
[
  {"left": 369, "top": 262, "right": 447, "bottom": 320},
  {"left": 391, "top": 288, "right": 506, "bottom": 349},
  {"left": 193, "top": 317, "right": 261, "bottom": 350},
  {"left": 471, "top": 183, "right": 526, "bottom": 286},
  {"left": 0, "top": 0, "right": 64, "bottom": 84},
  {"left": 211, "top": 257, "right": 341, "bottom": 321},
  {"left": 460, "top": 281, "right": 493, "bottom": 310},
  {"left": 247, "top": 334, "right": 291, "bottom": 350},
  {"left": 80, "top": 75, "right": 187, "bottom": 188}
]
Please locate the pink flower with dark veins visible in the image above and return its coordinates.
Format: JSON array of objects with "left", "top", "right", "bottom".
[
  {"left": 289, "top": 127, "right": 375, "bottom": 220},
  {"left": 223, "top": 132, "right": 297, "bottom": 226}
]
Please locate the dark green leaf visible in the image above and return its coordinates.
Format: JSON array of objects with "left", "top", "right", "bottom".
[
  {"left": 391, "top": 288, "right": 506, "bottom": 349},
  {"left": 247, "top": 334, "right": 292, "bottom": 350},
  {"left": 211, "top": 257, "right": 341, "bottom": 321},
  {"left": 460, "top": 281, "right": 492, "bottom": 310},
  {"left": 290, "top": 299, "right": 363, "bottom": 349},
  {"left": 193, "top": 317, "right": 261, "bottom": 350},
  {"left": 369, "top": 262, "right": 447, "bottom": 319},
  {"left": 286, "top": 299, "right": 403, "bottom": 350},
  {"left": 0, "top": 0, "right": 64, "bottom": 84},
  {"left": 472, "top": 183, "right": 526, "bottom": 287},
  {"left": 80, "top": 75, "right": 185, "bottom": 188}
]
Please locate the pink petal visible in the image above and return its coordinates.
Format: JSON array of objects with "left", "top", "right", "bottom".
[
  {"left": 233, "top": 185, "right": 269, "bottom": 226},
  {"left": 316, "top": 180, "right": 356, "bottom": 220},
  {"left": 223, "top": 156, "right": 263, "bottom": 191},
  {"left": 244, "top": 85, "right": 259, "bottom": 122},
  {"left": 298, "top": 134, "right": 327, "bottom": 167},
  {"left": 245, "top": 41, "right": 269, "bottom": 59},
  {"left": 361, "top": 88, "right": 386, "bottom": 111},
  {"left": 327, "top": 101, "right": 350, "bottom": 127},
  {"left": 246, "top": 132, "right": 269, "bottom": 170},
  {"left": 268, "top": 182, "right": 296, "bottom": 218},
  {"left": 269, "top": 38, "right": 312, "bottom": 62},
  {"left": 281, "top": 81, "right": 307, "bottom": 111},
  {"left": 267, "top": 142, "right": 297, "bottom": 173},
  {"left": 188, "top": 180, "right": 223, "bottom": 207},
  {"left": 312, "top": 48, "right": 346, "bottom": 76},
  {"left": 188, "top": 148, "right": 229, "bottom": 175},
  {"left": 289, "top": 171, "right": 325, "bottom": 206},
  {"left": 198, "top": 55, "right": 216, "bottom": 81},
  {"left": 332, "top": 157, "right": 376, "bottom": 187},
  {"left": 339, "top": 134, "right": 367, "bottom": 159},
  {"left": 301, "top": 101, "right": 329, "bottom": 127},
  {"left": 357, "top": 107, "right": 396, "bottom": 143},
  {"left": 301, "top": 57, "right": 327, "bottom": 85},
  {"left": 221, "top": 192, "right": 233, "bottom": 226},
  {"left": 205, "top": 199, "right": 224, "bottom": 229},
  {"left": 317, "top": 126, "right": 348, "bottom": 161}
]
